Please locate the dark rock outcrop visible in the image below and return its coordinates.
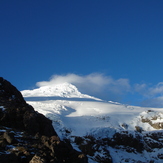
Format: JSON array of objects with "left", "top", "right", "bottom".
[
  {"left": 75, "top": 135, "right": 113, "bottom": 163},
  {"left": 0, "top": 77, "right": 56, "bottom": 136},
  {"left": 0, "top": 77, "right": 26, "bottom": 105},
  {"left": 141, "top": 110, "right": 163, "bottom": 129},
  {"left": 0, "top": 77, "right": 87, "bottom": 163},
  {"left": 111, "top": 131, "right": 144, "bottom": 153}
]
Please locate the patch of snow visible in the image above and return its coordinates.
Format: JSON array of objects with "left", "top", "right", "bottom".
[
  {"left": 26, "top": 99, "right": 158, "bottom": 139},
  {"left": 108, "top": 146, "right": 150, "bottom": 163},
  {"left": 0, "top": 106, "right": 5, "bottom": 111}
]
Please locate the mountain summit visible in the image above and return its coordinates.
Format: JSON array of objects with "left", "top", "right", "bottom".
[{"left": 21, "top": 82, "right": 100, "bottom": 100}]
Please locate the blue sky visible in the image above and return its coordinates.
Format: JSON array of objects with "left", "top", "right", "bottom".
[{"left": 1, "top": 0, "right": 163, "bottom": 107}]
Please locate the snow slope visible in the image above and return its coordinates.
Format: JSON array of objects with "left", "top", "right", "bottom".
[
  {"left": 22, "top": 82, "right": 100, "bottom": 100},
  {"left": 21, "top": 83, "right": 158, "bottom": 138},
  {"left": 21, "top": 83, "right": 163, "bottom": 163}
]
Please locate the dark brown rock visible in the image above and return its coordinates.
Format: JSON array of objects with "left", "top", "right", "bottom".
[
  {"left": 30, "top": 155, "right": 47, "bottom": 163},
  {"left": 0, "top": 77, "right": 57, "bottom": 137},
  {"left": 112, "top": 131, "right": 144, "bottom": 153},
  {"left": 135, "top": 126, "right": 143, "bottom": 133},
  {"left": 0, "top": 77, "right": 26, "bottom": 105},
  {"left": 3, "top": 131, "right": 16, "bottom": 144}
]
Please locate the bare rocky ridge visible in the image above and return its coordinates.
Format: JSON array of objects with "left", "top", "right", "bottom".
[{"left": 0, "top": 77, "right": 87, "bottom": 163}]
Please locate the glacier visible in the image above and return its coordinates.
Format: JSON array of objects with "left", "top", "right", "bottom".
[{"left": 21, "top": 82, "right": 163, "bottom": 163}]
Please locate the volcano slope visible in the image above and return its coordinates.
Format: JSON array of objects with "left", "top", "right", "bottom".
[{"left": 22, "top": 81, "right": 163, "bottom": 163}]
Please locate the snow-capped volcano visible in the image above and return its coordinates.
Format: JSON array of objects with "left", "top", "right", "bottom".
[
  {"left": 21, "top": 83, "right": 163, "bottom": 163},
  {"left": 21, "top": 82, "right": 100, "bottom": 100}
]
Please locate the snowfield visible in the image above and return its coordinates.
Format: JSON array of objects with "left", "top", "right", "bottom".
[{"left": 21, "top": 83, "right": 163, "bottom": 163}]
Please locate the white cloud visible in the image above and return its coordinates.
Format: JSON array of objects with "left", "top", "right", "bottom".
[
  {"left": 135, "top": 82, "right": 163, "bottom": 97},
  {"left": 148, "top": 82, "right": 163, "bottom": 96},
  {"left": 30, "top": 73, "right": 163, "bottom": 107},
  {"left": 135, "top": 83, "right": 147, "bottom": 93},
  {"left": 36, "top": 73, "right": 131, "bottom": 101},
  {"left": 134, "top": 82, "right": 163, "bottom": 107}
]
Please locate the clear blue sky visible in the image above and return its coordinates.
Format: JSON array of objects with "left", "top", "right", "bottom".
[{"left": 1, "top": 0, "right": 163, "bottom": 107}]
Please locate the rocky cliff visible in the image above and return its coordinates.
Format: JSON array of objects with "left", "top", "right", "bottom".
[{"left": 0, "top": 77, "right": 87, "bottom": 163}]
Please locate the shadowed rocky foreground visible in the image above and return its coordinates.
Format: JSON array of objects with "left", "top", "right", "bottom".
[{"left": 0, "top": 77, "right": 87, "bottom": 163}]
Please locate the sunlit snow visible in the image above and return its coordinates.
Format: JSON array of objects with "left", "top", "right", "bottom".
[{"left": 21, "top": 83, "right": 161, "bottom": 139}]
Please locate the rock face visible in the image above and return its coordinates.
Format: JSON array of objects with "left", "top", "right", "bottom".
[
  {"left": 0, "top": 77, "right": 87, "bottom": 163},
  {"left": 73, "top": 130, "right": 163, "bottom": 162},
  {"left": 0, "top": 77, "right": 56, "bottom": 136},
  {"left": 141, "top": 110, "right": 163, "bottom": 129}
]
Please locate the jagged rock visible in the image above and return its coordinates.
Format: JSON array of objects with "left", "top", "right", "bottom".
[
  {"left": 151, "top": 122, "right": 163, "bottom": 129},
  {"left": 76, "top": 136, "right": 95, "bottom": 156},
  {"left": 112, "top": 131, "right": 144, "bottom": 153},
  {"left": 158, "top": 153, "right": 163, "bottom": 159},
  {"left": 141, "top": 110, "right": 163, "bottom": 130},
  {"left": 144, "top": 137, "right": 162, "bottom": 149},
  {"left": 74, "top": 135, "right": 112, "bottom": 163},
  {"left": 30, "top": 155, "right": 47, "bottom": 163},
  {"left": 0, "top": 77, "right": 57, "bottom": 136},
  {"left": 41, "top": 135, "right": 88, "bottom": 163},
  {"left": 0, "top": 77, "right": 26, "bottom": 105},
  {"left": 135, "top": 126, "right": 143, "bottom": 133}
]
